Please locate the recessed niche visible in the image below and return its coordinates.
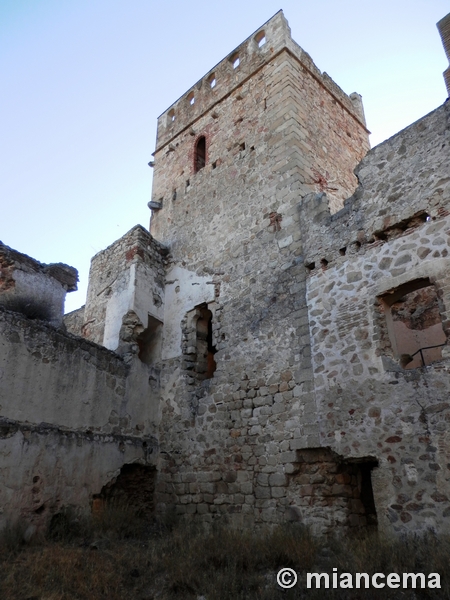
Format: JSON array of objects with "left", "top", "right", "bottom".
[{"left": 208, "top": 73, "right": 216, "bottom": 88}]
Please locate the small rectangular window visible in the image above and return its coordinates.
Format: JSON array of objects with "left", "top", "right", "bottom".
[{"left": 194, "top": 137, "right": 206, "bottom": 172}]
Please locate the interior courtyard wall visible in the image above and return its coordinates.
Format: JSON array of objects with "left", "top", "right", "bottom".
[
  {"left": 299, "top": 101, "right": 450, "bottom": 534},
  {"left": 0, "top": 306, "right": 158, "bottom": 529},
  {"left": 1, "top": 10, "right": 449, "bottom": 536}
]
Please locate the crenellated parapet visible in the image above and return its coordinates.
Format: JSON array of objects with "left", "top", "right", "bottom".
[{"left": 154, "top": 10, "right": 367, "bottom": 155}]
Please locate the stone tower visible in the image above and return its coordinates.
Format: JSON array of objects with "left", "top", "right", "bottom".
[
  {"left": 2, "top": 10, "right": 449, "bottom": 537},
  {"left": 149, "top": 10, "right": 370, "bottom": 528}
]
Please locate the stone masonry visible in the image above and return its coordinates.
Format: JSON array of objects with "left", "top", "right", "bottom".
[{"left": 1, "top": 10, "right": 450, "bottom": 536}]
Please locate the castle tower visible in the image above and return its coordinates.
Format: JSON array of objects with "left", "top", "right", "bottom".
[
  {"left": 150, "top": 11, "right": 371, "bottom": 528},
  {"left": 437, "top": 13, "right": 450, "bottom": 96}
]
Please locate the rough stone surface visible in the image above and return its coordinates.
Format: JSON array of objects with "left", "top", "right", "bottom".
[
  {"left": 78, "top": 225, "right": 167, "bottom": 352},
  {"left": 0, "top": 242, "right": 78, "bottom": 327},
  {"left": 1, "top": 10, "right": 450, "bottom": 537},
  {"left": 0, "top": 306, "right": 158, "bottom": 528}
]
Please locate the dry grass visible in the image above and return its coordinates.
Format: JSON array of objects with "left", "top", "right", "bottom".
[{"left": 0, "top": 509, "right": 449, "bottom": 599}]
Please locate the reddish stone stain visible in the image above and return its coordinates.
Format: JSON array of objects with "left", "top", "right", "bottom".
[
  {"left": 385, "top": 436, "right": 402, "bottom": 443},
  {"left": 125, "top": 246, "right": 145, "bottom": 261}
]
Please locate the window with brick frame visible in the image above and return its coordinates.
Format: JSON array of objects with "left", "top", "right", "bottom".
[{"left": 194, "top": 136, "right": 206, "bottom": 172}]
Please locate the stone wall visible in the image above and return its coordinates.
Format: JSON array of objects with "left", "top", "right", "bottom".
[
  {"left": 2, "top": 9, "right": 448, "bottom": 538},
  {"left": 149, "top": 10, "right": 371, "bottom": 531},
  {"left": 64, "top": 305, "right": 85, "bottom": 336},
  {"left": 0, "top": 418, "right": 155, "bottom": 533},
  {"left": 0, "top": 305, "right": 158, "bottom": 529},
  {"left": 299, "top": 100, "right": 450, "bottom": 534},
  {"left": 80, "top": 225, "right": 167, "bottom": 353},
  {"left": 437, "top": 14, "right": 450, "bottom": 97},
  {"left": 151, "top": 12, "right": 369, "bottom": 243},
  {"left": 0, "top": 242, "right": 77, "bottom": 327}
]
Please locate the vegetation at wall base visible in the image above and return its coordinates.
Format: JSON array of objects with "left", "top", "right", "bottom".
[{"left": 0, "top": 508, "right": 448, "bottom": 599}]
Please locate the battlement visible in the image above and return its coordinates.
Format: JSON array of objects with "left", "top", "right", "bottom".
[{"left": 154, "top": 10, "right": 367, "bottom": 153}]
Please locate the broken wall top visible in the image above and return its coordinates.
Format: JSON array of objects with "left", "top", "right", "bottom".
[
  {"left": 300, "top": 101, "right": 450, "bottom": 268},
  {"left": 0, "top": 242, "right": 78, "bottom": 326},
  {"left": 0, "top": 242, "right": 78, "bottom": 293}
]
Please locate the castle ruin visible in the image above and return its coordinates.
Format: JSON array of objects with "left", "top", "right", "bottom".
[{"left": 1, "top": 11, "right": 450, "bottom": 536}]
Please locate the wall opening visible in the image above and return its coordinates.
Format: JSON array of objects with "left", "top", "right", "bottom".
[
  {"left": 208, "top": 73, "right": 216, "bottom": 88},
  {"left": 92, "top": 463, "right": 157, "bottom": 517},
  {"left": 183, "top": 303, "right": 220, "bottom": 385},
  {"left": 137, "top": 315, "right": 163, "bottom": 365},
  {"left": 358, "top": 461, "right": 378, "bottom": 527},
  {"left": 379, "top": 278, "right": 446, "bottom": 368},
  {"left": 194, "top": 136, "right": 206, "bottom": 172},
  {"left": 195, "top": 305, "right": 216, "bottom": 380},
  {"left": 255, "top": 30, "right": 266, "bottom": 47},
  {"left": 167, "top": 109, "right": 175, "bottom": 124},
  {"left": 286, "top": 449, "right": 378, "bottom": 531}
]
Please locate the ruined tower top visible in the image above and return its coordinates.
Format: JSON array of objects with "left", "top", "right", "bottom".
[
  {"left": 149, "top": 10, "right": 370, "bottom": 247},
  {"left": 437, "top": 12, "right": 450, "bottom": 97},
  {"left": 154, "top": 10, "right": 367, "bottom": 155}
]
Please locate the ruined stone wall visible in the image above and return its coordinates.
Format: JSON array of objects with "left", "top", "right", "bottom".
[
  {"left": 299, "top": 101, "right": 450, "bottom": 534},
  {"left": 82, "top": 225, "right": 166, "bottom": 352},
  {"left": 64, "top": 304, "right": 85, "bottom": 336},
  {"left": 0, "top": 242, "right": 77, "bottom": 327},
  {"left": 0, "top": 305, "right": 161, "bottom": 435},
  {"left": 0, "top": 306, "right": 158, "bottom": 529},
  {"left": 437, "top": 14, "right": 450, "bottom": 97},
  {"left": 0, "top": 419, "right": 155, "bottom": 533},
  {"left": 150, "top": 11, "right": 370, "bottom": 529}
]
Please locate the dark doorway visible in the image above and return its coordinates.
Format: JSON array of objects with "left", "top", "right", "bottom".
[{"left": 93, "top": 463, "right": 156, "bottom": 517}]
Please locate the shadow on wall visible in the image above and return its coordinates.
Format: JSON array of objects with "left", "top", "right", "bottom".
[{"left": 92, "top": 464, "right": 157, "bottom": 516}]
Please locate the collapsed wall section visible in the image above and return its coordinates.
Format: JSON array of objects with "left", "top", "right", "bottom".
[
  {"left": 0, "top": 419, "right": 155, "bottom": 533},
  {"left": 300, "top": 101, "right": 450, "bottom": 535}
]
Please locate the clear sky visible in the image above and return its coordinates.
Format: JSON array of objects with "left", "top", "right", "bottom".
[{"left": 1, "top": 0, "right": 448, "bottom": 313}]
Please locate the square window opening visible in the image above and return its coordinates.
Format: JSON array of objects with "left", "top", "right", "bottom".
[{"left": 379, "top": 278, "right": 447, "bottom": 368}]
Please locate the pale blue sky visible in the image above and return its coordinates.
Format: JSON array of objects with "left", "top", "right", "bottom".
[{"left": 1, "top": 0, "right": 448, "bottom": 313}]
